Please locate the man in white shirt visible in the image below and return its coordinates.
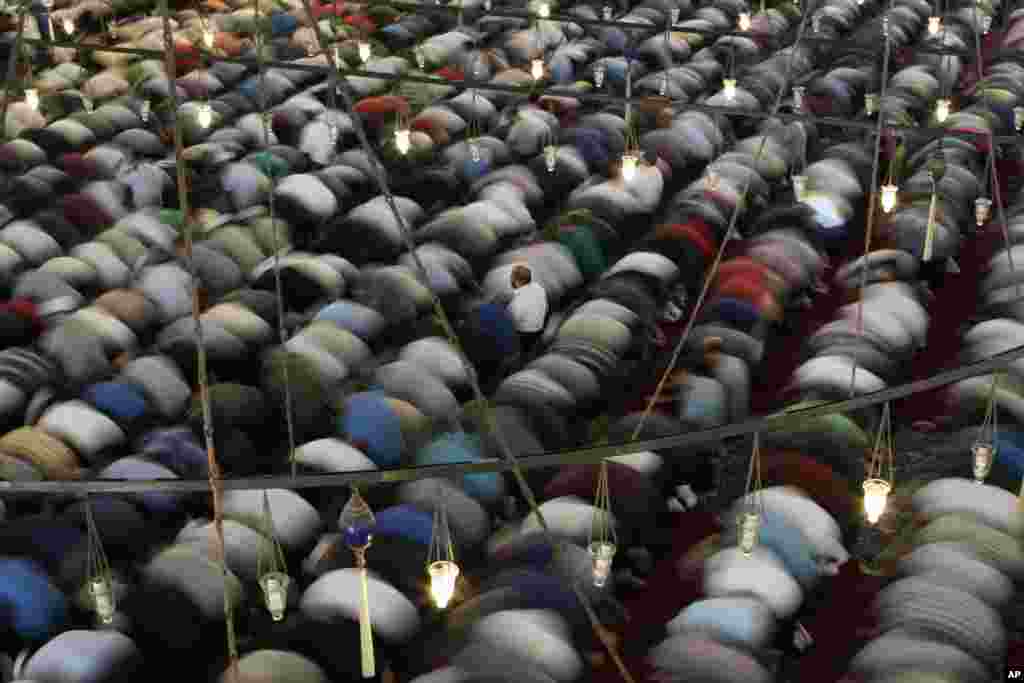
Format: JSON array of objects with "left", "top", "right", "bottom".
[{"left": 506, "top": 264, "right": 548, "bottom": 356}]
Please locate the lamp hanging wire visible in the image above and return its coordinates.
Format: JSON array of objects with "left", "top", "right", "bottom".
[
  {"left": 257, "top": 491, "right": 291, "bottom": 621},
  {"left": 85, "top": 497, "right": 116, "bottom": 625},
  {"left": 863, "top": 402, "right": 895, "bottom": 525},
  {"left": 426, "top": 484, "right": 459, "bottom": 609},
  {"left": 972, "top": 374, "right": 1000, "bottom": 483},
  {"left": 588, "top": 459, "right": 617, "bottom": 587},
  {"left": 739, "top": 433, "right": 764, "bottom": 557}
]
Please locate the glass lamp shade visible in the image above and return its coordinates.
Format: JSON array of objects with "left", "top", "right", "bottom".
[
  {"left": 339, "top": 491, "right": 376, "bottom": 549},
  {"left": 738, "top": 12, "right": 752, "bottom": 30},
  {"left": 975, "top": 197, "right": 992, "bottom": 226},
  {"left": 202, "top": 29, "right": 214, "bottom": 49},
  {"left": 358, "top": 41, "right": 372, "bottom": 63},
  {"left": 620, "top": 153, "right": 638, "bottom": 182},
  {"left": 484, "top": 0, "right": 491, "bottom": 9},
  {"left": 862, "top": 478, "right": 891, "bottom": 524},
  {"left": 196, "top": 103, "right": 213, "bottom": 129},
  {"left": 544, "top": 144, "right": 557, "bottom": 172},
  {"left": 89, "top": 576, "right": 116, "bottom": 624},
  {"left": 1015, "top": 106, "right": 1024, "bottom": 132},
  {"left": 61, "top": 17, "right": 74, "bottom": 34},
  {"left": 935, "top": 98, "right": 951, "bottom": 123},
  {"left": 24, "top": 89, "right": 39, "bottom": 111},
  {"left": 972, "top": 442, "right": 995, "bottom": 483},
  {"left": 792, "top": 174, "right": 808, "bottom": 200},
  {"left": 538, "top": 1, "right": 550, "bottom": 18},
  {"left": 723, "top": 78, "right": 737, "bottom": 102},
  {"left": 928, "top": 16, "right": 941, "bottom": 34},
  {"left": 469, "top": 139, "right": 482, "bottom": 162},
  {"left": 603, "top": 5, "right": 612, "bottom": 19},
  {"left": 395, "top": 128, "right": 411, "bottom": 155},
  {"left": 427, "top": 560, "right": 460, "bottom": 608},
  {"left": 670, "top": 8, "right": 680, "bottom": 23},
  {"left": 531, "top": 59, "right": 544, "bottom": 80},
  {"left": 140, "top": 99, "right": 151, "bottom": 122},
  {"left": 792, "top": 86, "right": 805, "bottom": 112},
  {"left": 865, "top": 92, "right": 879, "bottom": 116},
  {"left": 659, "top": 75, "right": 668, "bottom": 96},
  {"left": 260, "top": 572, "right": 290, "bottom": 621},
  {"left": 882, "top": 15, "right": 890, "bottom": 37},
  {"left": 705, "top": 172, "right": 720, "bottom": 191},
  {"left": 414, "top": 47, "right": 426, "bottom": 69},
  {"left": 739, "top": 511, "right": 760, "bottom": 556},
  {"left": 594, "top": 64, "right": 605, "bottom": 88},
  {"left": 589, "top": 541, "right": 617, "bottom": 588},
  {"left": 880, "top": 183, "right": 898, "bottom": 213},
  {"left": 981, "top": 14, "right": 992, "bottom": 33}
]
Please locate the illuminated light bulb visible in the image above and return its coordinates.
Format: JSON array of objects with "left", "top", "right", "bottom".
[
  {"left": 202, "top": 28, "right": 214, "bottom": 49},
  {"left": 544, "top": 144, "right": 557, "bottom": 172},
  {"left": 395, "top": 127, "right": 411, "bottom": 155},
  {"left": 705, "top": 172, "right": 720, "bottom": 191},
  {"left": 981, "top": 14, "right": 992, "bottom": 33},
  {"left": 928, "top": 15, "right": 941, "bottom": 35},
  {"left": 792, "top": 173, "right": 808, "bottom": 200},
  {"left": 259, "top": 572, "right": 290, "bottom": 621},
  {"left": 61, "top": 16, "right": 74, "bottom": 34},
  {"left": 89, "top": 576, "right": 116, "bottom": 625},
  {"left": 589, "top": 541, "right": 616, "bottom": 588},
  {"left": 1015, "top": 106, "right": 1024, "bottom": 132},
  {"left": 594, "top": 63, "right": 605, "bottom": 88},
  {"left": 792, "top": 85, "right": 805, "bottom": 112},
  {"left": 537, "top": 1, "right": 550, "bottom": 18},
  {"left": 603, "top": 4, "right": 612, "bottom": 19},
  {"left": 813, "top": 16, "right": 821, "bottom": 33},
  {"left": 328, "top": 122, "right": 340, "bottom": 147},
  {"left": 862, "top": 478, "right": 891, "bottom": 524},
  {"left": 880, "top": 183, "right": 898, "bottom": 213},
  {"left": 670, "top": 7, "right": 680, "bottom": 24},
  {"left": 935, "top": 97, "right": 951, "bottom": 123},
  {"left": 738, "top": 11, "right": 751, "bottom": 31},
  {"left": 197, "top": 102, "right": 213, "bottom": 129},
  {"left": 484, "top": 0, "right": 491, "bottom": 9},
  {"left": 723, "top": 77, "right": 737, "bottom": 102},
  {"left": 739, "top": 511, "right": 759, "bottom": 556},
  {"left": 414, "top": 47, "right": 425, "bottom": 69},
  {"left": 428, "top": 560, "right": 459, "bottom": 608},
  {"left": 972, "top": 442, "right": 994, "bottom": 483},
  {"left": 24, "top": 88, "right": 39, "bottom": 111},
  {"left": 140, "top": 99, "right": 151, "bottom": 122},
  {"left": 358, "top": 41, "right": 371, "bottom": 64},
  {"left": 975, "top": 197, "right": 992, "bottom": 226},
  {"left": 469, "top": 139, "right": 481, "bottom": 162},
  {"left": 531, "top": 58, "right": 544, "bottom": 80},
  {"left": 865, "top": 91, "right": 879, "bottom": 116},
  {"left": 620, "top": 152, "right": 638, "bottom": 182},
  {"left": 659, "top": 74, "right": 668, "bottom": 96},
  {"left": 882, "top": 14, "right": 889, "bottom": 37}
]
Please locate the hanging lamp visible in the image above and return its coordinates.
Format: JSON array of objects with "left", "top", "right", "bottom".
[
  {"left": 531, "top": 57, "right": 545, "bottom": 80},
  {"left": 935, "top": 97, "right": 951, "bottom": 123},
  {"left": 863, "top": 403, "right": 895, "bottom": 525},
  {"left": 256, "top": 491, "right": 291, "bottom": 622},
  {"left": 395, "top": 111, "right": 411, "bottom": 155},
  {"left": 723, "top": 78, "right": 737, "bottom": 102},
  {"left": 426, "top": 486, "right": 460, "bottom": 609},
  {"left": 670, "top": 7, "right": 680, "bottom": 24},
  {"left": 358, "top": 40, "right": 371, "bottom": 64},
  {"left": 201, "top": 25, "right": 214, "bottom": 49},
  {"left": 1015, "top": 106, "right": 1024, "bottom": 132},
  {"left": 792, "top": 86, "right": 805, "bottom": 112},
  {"left": 972, "top": 374, "right": 1000, "bottom": 483},
  {"left": 922, "top": 152, "right": 944, "bottom": 261},
  {"left": 140, "top": 99, "right": 151, "bottom": 122},
  {"left": 705, "top": 171, "right": 721, "bottom": 192},
  {"left": 975, "top": 196, "right": 992, "bottom": 226},
  {"left": 739, "top": 434, "right": 764, "bottom": 557},
  {"left": 588, "top": 460, "right": 617, "bottom": 587},
  {"left": 865, "top": 92, "right": 879, "bottom": 116},
  {"left": 603, "top": 4, "right": 613, "bottom": 20},
  {"left": 880, "top": 136, "right": 899, "bottom": 213},
  {"left": 484, "top": 0, "right": 491, "bottom": 10},
  {"left": 738, "top": 11, "right": 752, "bottom": 31},
  {"left": 928, "top": 15, "right": 942, "bottom": 34},
  {"left": 537, "top": 1, "right": 551, "bottom": 18},
  {"left": 197, "top": 102, "right": 213, "bottom": 129},
  {"left": 85, "top": 498, "right": 116, "bottom": 625},
  {"left": 61, "top": 16, "right": 74, "bottom": 35},
  {"left": 24, "top": 88, "right": 39, "bottom": 111},
  {"left": 594, "top": 62, "right": 606, "bottom": 88},
  {"left": 339, "top": 488, "right": 376, "bottom": 679}
]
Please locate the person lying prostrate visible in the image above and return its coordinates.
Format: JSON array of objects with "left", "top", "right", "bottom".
[{"left": 506, "top": 264, "right": 549, "bottom": 357}]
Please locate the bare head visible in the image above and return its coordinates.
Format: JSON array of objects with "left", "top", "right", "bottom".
[{"left": 511, "top": 264, "right": 532, "bottom": 289}]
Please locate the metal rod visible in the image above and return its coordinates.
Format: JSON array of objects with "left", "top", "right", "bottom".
[{"left": 2, "top": 343, "right": 1020, "bottom": 495}]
